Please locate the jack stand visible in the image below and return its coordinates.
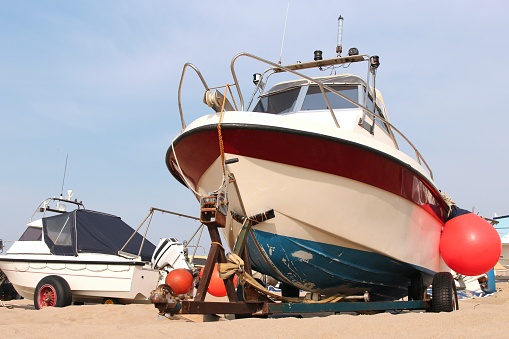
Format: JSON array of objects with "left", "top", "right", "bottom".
[
  {"left": 230, "top": 209, "right": 275, "bottom": 303},
  {"left": 179, "top": 195, "right": 277, "bottom": 315},
  {"left": 194, "top": 194, "right": 236, "bottom": 302},
  {"left": 180, "top": 194, "right": 263, "bottom": 315}
]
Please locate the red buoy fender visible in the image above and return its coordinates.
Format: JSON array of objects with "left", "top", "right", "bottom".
[
  {"left": 199, "top": 264, "right": 238, "bottom": 297},
  {"left": 440, "top": 209, "right": 501, "bottom": 276},
  {"left": 165, "top": 268, "right": 194, "bottom": 295}
]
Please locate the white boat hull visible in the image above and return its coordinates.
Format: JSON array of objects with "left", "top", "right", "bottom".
[
  {"left": 205, "top": 155, "right": 445, "bottom": 269},
  {"left": 0, "top": 256, "right": 160, "bottom": 303},
  {"left": 167, "top": 117, "right": 449, "bottom": 300}
]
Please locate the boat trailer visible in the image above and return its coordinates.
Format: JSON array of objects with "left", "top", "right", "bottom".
[{"left": 150, "top": 193, "right": 442, "bottom": 319}]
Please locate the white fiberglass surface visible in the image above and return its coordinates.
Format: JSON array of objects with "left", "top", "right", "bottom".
[{"left": 197, "top": 155, "right": 445, "bottom": 272}]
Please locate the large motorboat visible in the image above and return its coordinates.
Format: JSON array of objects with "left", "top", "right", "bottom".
[
  {"left": 0, "top": 192, "right": 193, "bottom": 308},
  {"left": 166, "top": 20, "right": 452, "bottom": 302}
]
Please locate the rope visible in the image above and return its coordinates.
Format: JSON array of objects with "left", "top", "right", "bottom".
[
  {"left": 217, "top": 85, "right": 229, "bottom": 176},
  {"left": 218, "top": 253, "right": 344, "bottom": 304},
  {"left": 440, "top": 191, "right": 455, "bottom": 217},
  {"left": 210, "top": 241, "right": 224, "bottom": 250},
  {"left": 173, "top": 83, "right": 234, "bottom": 197}
]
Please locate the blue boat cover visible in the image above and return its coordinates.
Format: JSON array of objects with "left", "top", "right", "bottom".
[{"left": 42, "top": 209, "right": 155, "bottom": 261}]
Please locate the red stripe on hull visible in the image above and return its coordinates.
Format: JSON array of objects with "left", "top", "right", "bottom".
[{"left": 167, "top": 125, "right": 446, "bottom": 221}]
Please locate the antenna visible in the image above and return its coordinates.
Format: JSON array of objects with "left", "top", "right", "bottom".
[
  {"left": 336, "top": 15, "right": 344, "bottom": 57},
  {"left": 60, "top": 154, "right": 68, "bottom": 197},
  {"left": 278, "top": 2, "right": 290, "bottom": 65}
]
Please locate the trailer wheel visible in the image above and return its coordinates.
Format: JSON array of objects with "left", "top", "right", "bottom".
[
  {"left": 431, "top": 272, "right": 458, "bottom": 312},
  {"left": 34, "top": 275, "right": 72, "bottom": 310},
  {"left": 102, "top": 297, "right": 119, "bottom": 304}
]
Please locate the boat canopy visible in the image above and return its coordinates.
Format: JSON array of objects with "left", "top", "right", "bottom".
[{"left": 42, "top": 209, "right": 155, "bottom": 261}]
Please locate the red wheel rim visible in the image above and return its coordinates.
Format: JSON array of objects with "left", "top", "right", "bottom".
[{"left": 37, "top": 284, "right": 57, "bottom": 308}]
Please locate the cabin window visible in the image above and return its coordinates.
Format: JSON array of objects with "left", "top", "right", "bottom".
[
  {"left": 374, "top": 111, "right": 390, "bottom": 134},
  {"left": 252, "top": 87, "right": 300, "bottom": 114},
  {"left": 301, "top": 85, "right": 358, "bottom": 111},
  {"left": 45, "top": 215, "right": 73, "bottom": 246},
  {"left": 364, "top": 90, "right": 390, "bottom": 134},
  {"left": 18, "top": 226, "right": 42, "bottom": 241}
]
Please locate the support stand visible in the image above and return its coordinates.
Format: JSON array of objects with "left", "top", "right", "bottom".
[{"left": 180, "top": 195, "right": 265, "bottom": 315}]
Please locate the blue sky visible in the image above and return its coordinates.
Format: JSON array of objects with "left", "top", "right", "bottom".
[{"left": 1, "top": 1, "right": 508, "bottom": 246}]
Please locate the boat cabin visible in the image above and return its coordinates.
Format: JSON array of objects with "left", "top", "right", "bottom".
[
  {"left": 250, "top": 74, "right": 396, "bottom": 147},
  {"left": 8, "top": 209, "right": 155, "bottom": 262}
]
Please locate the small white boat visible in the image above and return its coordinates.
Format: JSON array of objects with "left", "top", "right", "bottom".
[{"left": 0, "top": 193, "right": 192, "bottom": 308}]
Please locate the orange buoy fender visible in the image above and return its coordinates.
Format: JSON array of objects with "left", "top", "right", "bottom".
[
  {"left": 165, "top": 268, "right": 194, "bottom": 295},
  {"left": 439, "top": 207, "right": 501, "bottom": 276},
  {"left": 199, "top": 264, "right": 237, "bottom": 297}
]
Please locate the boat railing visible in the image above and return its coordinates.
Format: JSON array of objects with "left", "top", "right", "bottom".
[
  {"left": 229, "top": 52, "right": 434, "bottom": 179},
  {"left": 121, "top": 207, "right": 201, "bottom": 260},
  {"left": 176, "top": 53, "right": 433, "bottom": 179},
  {"left": 178, "top": 63, "right": 210, "bottom": 130},
  {"left": 178, "top": 62, "right": 240, "bottom": 130},
  {"left": 30, "top": 196, "right": 85, "bottom": 221},
  {"left": 231, "top": 53, "right": 347, "bottom": 128}
]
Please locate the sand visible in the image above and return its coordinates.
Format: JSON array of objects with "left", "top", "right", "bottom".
[{"left": 2, "top": 283, "right": 509, "bottom": 339}]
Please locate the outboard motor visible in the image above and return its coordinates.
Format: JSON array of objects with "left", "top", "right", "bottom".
[{"left": 151, "top": 238, "right": 191, "bottom": 270}]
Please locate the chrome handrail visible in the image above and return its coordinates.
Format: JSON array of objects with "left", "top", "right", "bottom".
[
  {"left": 228, "top": 52, "right": 433, "bottom": 179},
  {"left": 177, "top": 63, "right": 210, "bottom": 130},
  {"left": 230, "top": 52, "right": 350, "bottom": 128},
  {"left": 176, "top": 53, "right": 434, "bottom": 179}
]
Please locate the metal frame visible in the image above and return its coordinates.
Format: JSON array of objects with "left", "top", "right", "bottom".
[
  {"left": 175, "top": 52, "right": 435, "bottom": 179},
  {"left": 176, "top": 197, "right": 431, "bottom": 316}
]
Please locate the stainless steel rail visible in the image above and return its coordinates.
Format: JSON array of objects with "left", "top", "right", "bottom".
[{"left": 176, "top": 53, "right": 433, "bottom": 179}]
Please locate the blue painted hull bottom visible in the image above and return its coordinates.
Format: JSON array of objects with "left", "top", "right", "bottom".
[{"left": 248, "top": 230, "right": 435, "bottom": 301}]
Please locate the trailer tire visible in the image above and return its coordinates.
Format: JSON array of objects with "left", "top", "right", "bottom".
[
  {"left": 431, "top": 272, "right": 458, "bottom": 312},
  {"left": 34, "top": 275, "right": 72, "bottom": 309},
  {"left": 102, "top": 297, "right": 120, "bottom": 304}
]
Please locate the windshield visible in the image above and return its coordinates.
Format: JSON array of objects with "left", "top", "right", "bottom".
[
  {"left": 252, "top": 84, "right": 360, "bottom": 114},
  {"left": 252, "top": 87, "right": 300, "bottom": 114},
  {"left": 301, "top": 85, "right": 358, "bottom": 110}
]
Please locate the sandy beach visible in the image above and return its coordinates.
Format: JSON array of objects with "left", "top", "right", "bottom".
[{"left": 1, "top": 282, "right": 508, "bottom": 339}]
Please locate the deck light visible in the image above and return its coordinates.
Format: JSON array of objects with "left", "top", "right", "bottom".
[
  {"left": 348, "top": 47, "right": 359, "bottom": 56},
  {"left": 253, "top": 73, "right": 262, "bottom": 85},
  {"left": 314, "top": 50, "right": 323, "bottom": 61},
  {"left": 370, "top": 55, "right": 380, "bottom": 70}
]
